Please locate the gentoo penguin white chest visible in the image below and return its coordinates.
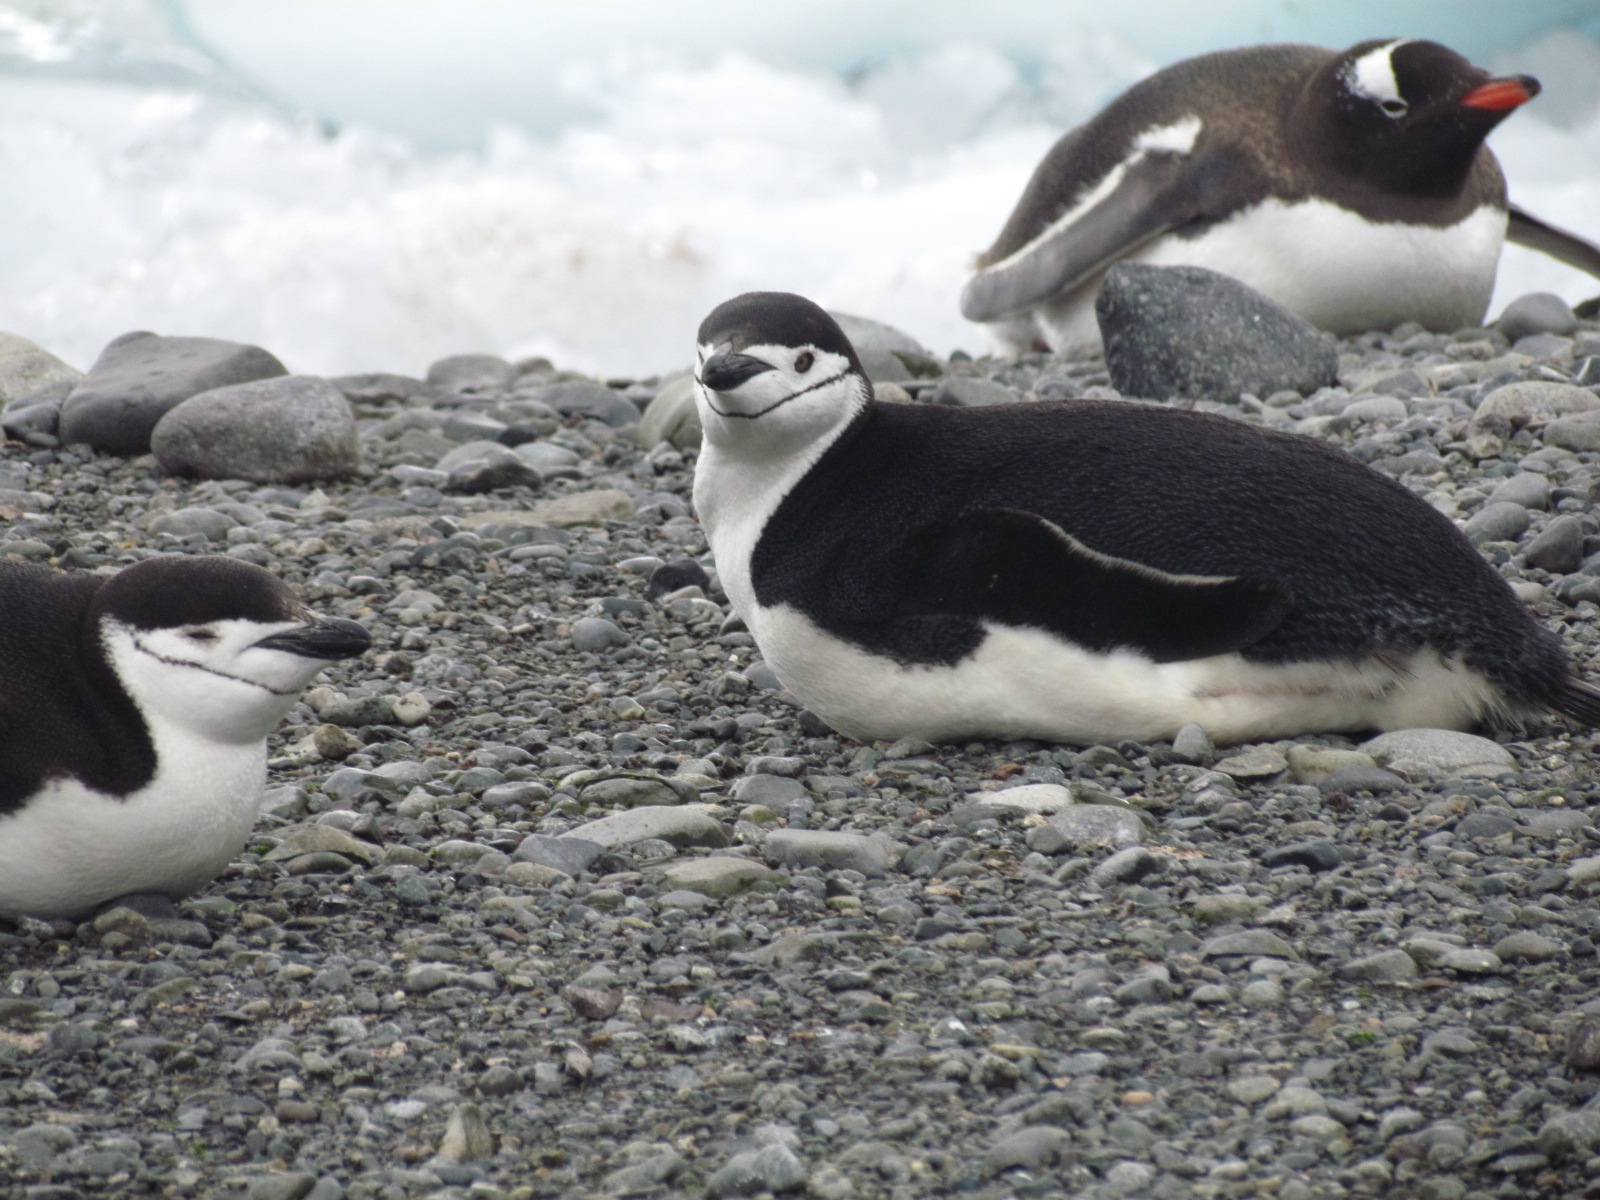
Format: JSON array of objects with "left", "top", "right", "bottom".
[
  {"left": 0, "top": 555, "right": 371, "bottom": 920},
  {"left": 962, "top": 38, "right": 1600, "bottom": 353},
  {"left": 691, "top": 290, "right": 1600, "bottom": 747}
]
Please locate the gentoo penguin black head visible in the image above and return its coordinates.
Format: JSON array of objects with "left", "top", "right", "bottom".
[
  {"left": 1305, "top": 38, "right": 1539, "bottom": 193},
  {"left": 694, "top": 291, "right": 870, "bottom": 449},
  {"left": 91, "top": 556, "right": 372, "bottom": 743}
]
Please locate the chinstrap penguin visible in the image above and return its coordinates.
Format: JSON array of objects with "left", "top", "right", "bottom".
[
  {"left": 692, "top": 290, "right": 1600, "bottom": 747},
  {"left": 0, "top": 554, "right": 372, "bottom": 921},
  {"left": 962, "top": 39, "right": 1600, "bottom": 353}
]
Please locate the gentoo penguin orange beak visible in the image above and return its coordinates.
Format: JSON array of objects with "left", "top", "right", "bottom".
[
  {"left": 699, "top": 352, "right": 775, "bottom": 392},
  {"left": 1460, "top": 75, "right": 1539, "bottom": 112},
  {"left": 252, "top": 615, "right": 372, "bottom": 660}
]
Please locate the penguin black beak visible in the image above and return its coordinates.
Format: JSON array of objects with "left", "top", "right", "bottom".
[
  {"left": 1460, "top": 74, "right": 1539, "bottom": 112},
  {"left": 699, "top": 353, "right": 776, "bottom": 392},
  {"left": 253, "top": 615, "right": 372, "bottom": 660}
]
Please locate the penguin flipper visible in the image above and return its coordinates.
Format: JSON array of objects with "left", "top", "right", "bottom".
[
  {"left": 1506, "top": 204, "right": 1600, "bottom": 280},
  {"left": 960, "top": 149, "right": 1206, "bottom": 323},
  {"left": 904, "top": 508, "right": 1293, "bottom": 663}
]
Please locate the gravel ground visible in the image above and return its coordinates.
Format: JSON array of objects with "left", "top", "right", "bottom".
[{"left": 6, "top": 311, "right": 1600, "bottom": 1200}]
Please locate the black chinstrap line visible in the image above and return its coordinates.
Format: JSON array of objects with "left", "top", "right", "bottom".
[
  {"left": 132, "top": 638, "right": 299, "bottom": 697},
  {"left": 698, "top": 370, "right": 851, "bottom": 420}
]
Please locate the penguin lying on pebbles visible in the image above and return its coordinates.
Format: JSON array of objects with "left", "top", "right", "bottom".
[
  {"left": 0, "top": 555, "right": 371, "bottom": 921},
  {"left": 692, "top": 290, "right": 1600, "bottom": 746},
  {"left": 962, "top": 38, "right": 1600, "bottom": 353}
]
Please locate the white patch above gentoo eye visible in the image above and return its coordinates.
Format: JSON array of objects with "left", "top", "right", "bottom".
[
  {"left": 1132, "top": 115, "right": 1202, "bottom": 155},
  {"left": 1345, "top": 41, "right": 1411, "bottom": 112}
]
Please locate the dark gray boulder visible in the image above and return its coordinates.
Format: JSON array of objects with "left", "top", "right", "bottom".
[
  {"left": 150, "top": 375, "right": 359, "bottom": 483},
  {"left": 435, "top": 440, "right": 543, "bottom": 493},
  {"left": 1096, "top": 263, "right": 1338, "bottom": 402},
  {"left": 60, "top": 332, "right": 287, "bottom": 455},
  {"left": 529, "top": 380, "right": 640, "bottom": 428}
]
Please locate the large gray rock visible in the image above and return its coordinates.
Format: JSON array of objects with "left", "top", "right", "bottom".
[
  {"left": 1476, "top": 380, "right": 1600, "bottom": 423},
  {"left": 61, "top": 332, "right": 288, "bottom": 455},
  {"left": 637, "top": 375, "right": 700, "bottom": 450},
  {"left": 529, "top": 380, "right": 639, "bottom": 428},
  {"left": 151, "top": 375, "right": 359, "bottom": 483},
  {"left": 1096, "top": 263, "right": 1338, "bottom": 402},
  {"left": 425, "top": 353, "right": 515, "bottom": 393},
  {"left": 1497, "top": 292, "right": 1578, "bottom": 341},
  {"left": 829, "top": 312, "right": 928, "bottom": 357},
  {"left": 1360, "top": 728, "right": 1514, "bottom": 778},
  {"left": 764, "top": 829, "right": 895, "bottom": 875},
  {"left": 434, "top": 440, "right": 542, "bottom": 493},
  {"left": 0, "top": 333, "right": 81, "bottom": 406}
]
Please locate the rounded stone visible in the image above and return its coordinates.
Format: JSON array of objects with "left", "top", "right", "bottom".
[
  {"left": 1462, "top": 500, "right": 1529, "bottom": 544},
  {"left": 572, "top": 617, "right": 630, "bottom": 651},
  {"left": 637, "top": 375, "right": 700, "bottom": 450},
  {"left": 1097, "top": 262, "right": 1338, "bottom": 401},
  {"left": 152, "top": 375, "right": 359, "bottom": 483},
  {"left": 1359, "top": 729, "right": 1514, "bottom": 778},
  {"left": 1525, "top": 516, "right": 1586, "bottom": 574},
  {"left": 1497, "top": 292, "right": 1578, "bottom": 341}
]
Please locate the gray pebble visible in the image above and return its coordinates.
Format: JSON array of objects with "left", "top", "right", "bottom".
[
  {"left": 1360, "top": 728, "right": 1513, "bottom": 778},
  {"left": 571, "top": 616, "right": 630, "bottom": 651},
  {"left": 531, "top": 380, "right": 640, "bottom": 428},
  {"left": 568, "top": 804, "right": 730, "bottom": 849},
  {"left": 1029, "top": 805, "right": 1144, "bottom": 853},
  {"left": 426, "top": 353, "right": 516, "bottom": 392},
  {"left": 1498, "top": 292, "right": 1578, "bottom": 341},
  {"left": 1260, "top": 839, "right": 1341, "bottom": 871},
  {"left": 511, "top": 835, "right": 604, "bottom": 876},
  {"left": 983, "top": 1125, "right": 1072, "bottom": 1175},
  {"left": 1487, "top": 473, "right": 1550, "bottom": 510},
  {"left": 765, "top": 829, "right": 892, "bottom": 875},
  {"left": 1338, "top": 949, "right": 1419, "bottom": 983},
  {"left": 706, "top": 1141, "right": 807, "bottom": 1197},
  {"left": 1525, "top": 515, "right": 1586, "bottom": 574},
  {"left": 928, "top": 377, "right": 1018, "bottom": 407},
  {"left": 436, "top": 440, "right": 542, "bottom": 493},
  {"left": 1088, "top": 846, "right": 1164, "bottom": 888},
  {"left": 1462, "top": 500, "right": 1530, "bottom": 543},
  {"left": 1170, "top": 722, "right": 1214, "bottom": 765}
]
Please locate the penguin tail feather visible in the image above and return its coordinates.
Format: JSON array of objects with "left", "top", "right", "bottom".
[{"left": 1551, "top": 676, "right": 1600, "bottom": 728}]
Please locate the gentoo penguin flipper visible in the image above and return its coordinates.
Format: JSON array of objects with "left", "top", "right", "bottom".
[
  {"left": 961, "top": 141, "right": 1225, "bottom": 323},
  {"left": 1506, "top": 204, "right": 1600, "bottom": 281},
  {"left": 904, "top": 508, "right": 1293, "bottom": 663}
]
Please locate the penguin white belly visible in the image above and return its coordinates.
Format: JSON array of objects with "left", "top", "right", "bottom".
[
  {"left": 0, "top": 731, "right": 266, "bottom": 920},
  {"left": 1031, "top": 199, "right": 1507, "bottom": 352},
  {"left": 752, "top": 603, "right": 1504, "bottom": 745}
]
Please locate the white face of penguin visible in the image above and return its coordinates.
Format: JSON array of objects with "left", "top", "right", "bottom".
[
  {"left": 693, "top": 339, "right": 867, "bottom": 453},
  {"left": 103, "top": 615, "right": 367, "bottom": 745}
]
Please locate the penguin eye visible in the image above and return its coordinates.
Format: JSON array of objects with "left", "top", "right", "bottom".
[
  {"left": 1379, "top": 99, "right": 1407, "bottom": 116},
  {"left": 794, "top": 351, "right": 814, "bottom": 373},
  {"left": 184, "top": 627, "right": 219, "bottom": 644}
]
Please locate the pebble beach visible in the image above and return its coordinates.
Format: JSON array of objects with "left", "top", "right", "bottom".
[{"left": 6, "top": 286, "right": 1600, "bottom": 1200}]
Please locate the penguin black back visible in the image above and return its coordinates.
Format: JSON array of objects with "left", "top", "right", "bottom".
[{"left": 749, "top": 398, "right": 1572, "bottom": 712}]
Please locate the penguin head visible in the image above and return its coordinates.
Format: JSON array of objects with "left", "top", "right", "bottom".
[
  {"left": 91, "top": 556, "right": 372, "bottom": 744},
  {"left": 694, "top": 292, "right": 871, "bottom": 451},
  {"left": 1312, "top": 38, "right": 1538, "bottom": 192}
]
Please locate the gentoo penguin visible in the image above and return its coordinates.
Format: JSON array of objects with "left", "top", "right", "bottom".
[
  {"left": 962, "top": 39, "right": 1600, "bottom": 354},
  {"left": 0, "top": 555, "right": 371, "bottom": 921},
  {"left": 692, "top": 291, "right": 1600, "bottom": 746}
]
